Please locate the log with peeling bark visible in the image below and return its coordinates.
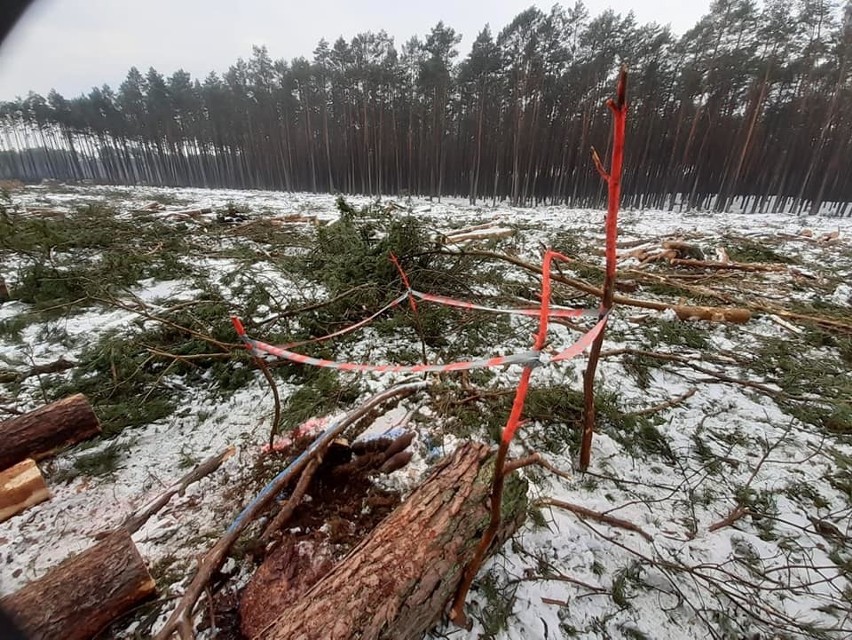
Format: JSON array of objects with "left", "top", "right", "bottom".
[
  {"left": 251, "top": 441, "right": 527, "bottom": 640},
  {"left": 0, "top": 393, "right": 101, "bottom": 469},
  {"left": 0, "top": 458, "right": 50, "bottom": 523},
  {"left": 1, "top": 530, "right": 156, "bottom": 640}
]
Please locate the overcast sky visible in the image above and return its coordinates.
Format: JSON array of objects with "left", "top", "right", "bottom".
[{"left": 0, "top": 0, "right": 711, "bottom": 101}]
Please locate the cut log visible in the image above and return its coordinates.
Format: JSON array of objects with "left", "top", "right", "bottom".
[
  {"left": 442, "top": 228, "right": 515, "bottom": 245},
  {"left": 0, "top": 458, "right": 50, "bottom": 523},
  {"left": 673, "top": 304, "right": 752, "bottom": 324},
  {"left": 1, "top": 530, "right": 156, "bottom": 640},
  {"left": 253, "top": 441, "right": 527, "bottom": 640},
  {"left": 0, "top": 394, "right": 101, "bottom": 469}
]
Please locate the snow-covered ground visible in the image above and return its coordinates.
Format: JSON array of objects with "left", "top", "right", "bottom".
[{"left": 1, "top": 184, "right": 851, "bottom": 639}]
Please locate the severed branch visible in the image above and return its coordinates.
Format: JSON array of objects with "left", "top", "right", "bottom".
[
  {"left": 257, "top": 283, "right": 374, "bottom": 327},
  {"left": 503, "top": 452, "right": 572, "bottom": 481},
  {"left": 253, "top": 356, "right": 282, "bottom": 449},
  {"left": 708, "top": 505, "right": 749, "bottom": 533},
  {"left": 94, "top": 294, "right": 237, "bottom": 352},
  {"left": 625, "top": 387, "right": 697, "bottom": 417},
  {"left": 0, "top": 357, "right": 77, "bottom": 384},
  {"left": 669, "top": 258, "right": 788, "bottom": 272},
  {"left": 707, "top": 422, "right": 792, "bottom": 535},
  {"left": 120, "top": 446, "right": 236, "bottom": 534},
  {"left": 599, "top": 348, "right": 811, "bottom": 401},
  {"left": 153, "top": 380, "right": 427, "bottom": 640},
  {"left": 260, "top": 458, "right": 321, "bottom": 543},
  {"left": 590, "top": 146, "right": 609, "bottom": 181},
  {"left": 437, "top": 248, "right": 753, "bottom": 323},
  {"left": 537, "top": 497, "right": 653, "bottom": 542}
]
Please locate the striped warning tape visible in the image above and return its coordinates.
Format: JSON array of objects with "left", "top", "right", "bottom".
[
  {"left": 243, "top": 336, "right": 540, "bottom": 373},
  {"left": 231, "top": 313, "right": 607, "bottom": 374},
  {"left": 550, "top": 315, "right": 608, "bottom": 362},
  {"left": 230, "top": 247, "right": 606, "bottom": 377}
]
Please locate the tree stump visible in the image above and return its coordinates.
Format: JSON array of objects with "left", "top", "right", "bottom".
[
  {"left": 251, "top": 441, "right": 527, "bottom": 640},
  {"left": 1, "top": 530, "right": 156, "bottom": 640},
  {"left": 0, "top": 458, "right": 50, "bottom": 523},
  {"left": 0, "top": 394, "right": 101, "bottom": 469}
]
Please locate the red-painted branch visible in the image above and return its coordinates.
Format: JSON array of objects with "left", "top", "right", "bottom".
[{"left": 580, "top": 66, "right": 628, "bottom": 471}]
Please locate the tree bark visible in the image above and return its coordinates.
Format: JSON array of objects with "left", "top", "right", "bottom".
[
  {"left": 0, "top": 394, "right": 101, "bottom": 469},
  {"left": 1, "top": 530, "right": 156, "bottom": 640},
  {"left": 252, "top": 442, "right": 527, "bottom": 640},
  {"left": 0, "top": 458, "right": 50, "bottom": 523}
]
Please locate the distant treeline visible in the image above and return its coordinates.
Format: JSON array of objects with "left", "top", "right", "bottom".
[{"left": 1, "top": 0, "right": 851, "bottom": 214}]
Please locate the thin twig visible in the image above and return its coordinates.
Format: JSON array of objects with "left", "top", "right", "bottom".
[
  {"left": 120, "top": 446, "right": 236, "bottom": 534},
  {"left": 502, "top": 452, "right": 572, "bottom": 480},
  {"left": 625, "top": 387, "right": 697, "bottom": 417},
  {"left": 254, "top": 357, "right": 282, "bottom": 449},
  {"left": 258, "top": 283, "right": 374, "bottom": 327},
  {"left": 537, "top": 497, "right": 653, "bottom": 542}
]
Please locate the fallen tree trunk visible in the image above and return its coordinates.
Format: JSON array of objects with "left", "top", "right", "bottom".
[
  {"left": 254, "top": 441, "right": 527, "bottom": 640},
  {"left": 0, "top": 458, "right": 50, "bottom": 523},
  {"left": 1, "top": 530, "right": 156, "bottom": 640},
  {"left": 0, "top": 394, "right": 101, "bottom": 469}
]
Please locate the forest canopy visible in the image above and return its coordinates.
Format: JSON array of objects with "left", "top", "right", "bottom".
[{"left": 1, "top": 0, "right": 851, "bottom": 214}]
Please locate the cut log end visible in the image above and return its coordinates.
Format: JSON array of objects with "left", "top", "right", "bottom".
[
  {"left": 1, "top": 530, "right": 156, "bottom": 640},
  {"left": 0, "top": 458, "right": 51, "bottom": 523}
]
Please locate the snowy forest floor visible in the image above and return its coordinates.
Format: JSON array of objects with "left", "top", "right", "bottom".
[{"left": 1, "top": 183, "right": 851, "bottom": 640}]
